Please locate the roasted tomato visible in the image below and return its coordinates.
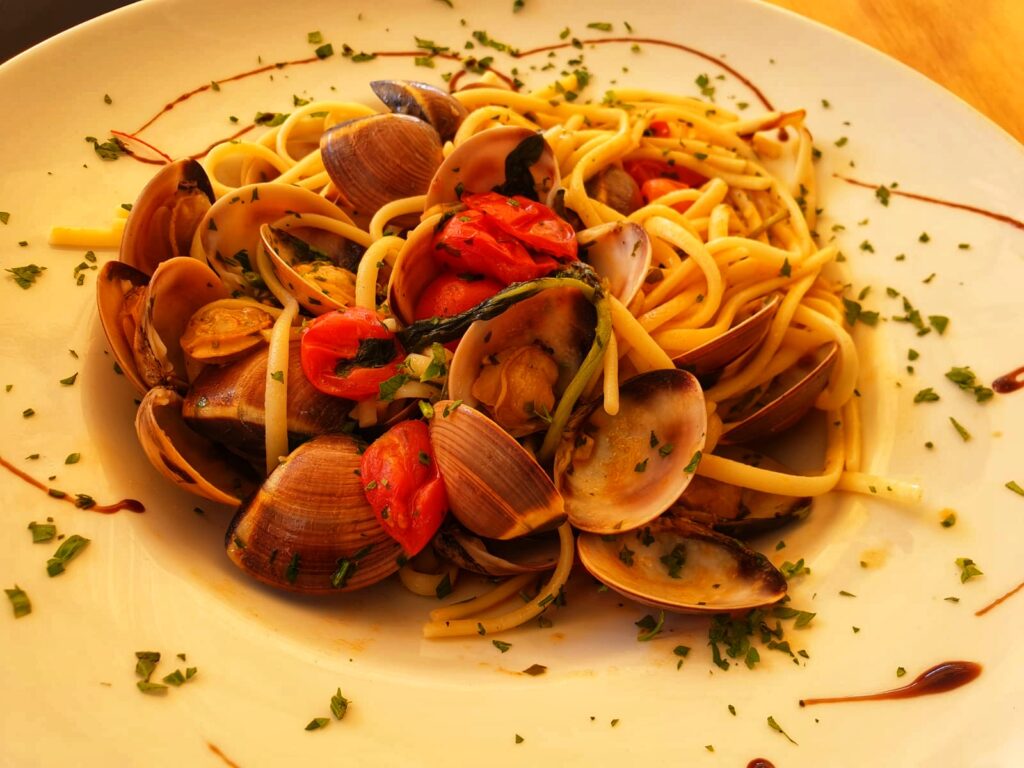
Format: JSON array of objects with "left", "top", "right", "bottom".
[
  {"left": 360, "top": 420, "right": 449, "bottom": 556},
  {"left": 300, "top": 306, "right": 405, "bottom": 400},
  {"left": 414, "top": 271, "right": 504, "bottom": 320}
]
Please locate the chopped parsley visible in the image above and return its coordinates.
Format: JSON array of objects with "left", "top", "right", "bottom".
[
  {"left": 1006, "top": 480, "right": 1024, "bottom": 497},
  {"left": 694, "top": 73, "right": 715, "bottom": 101},
  {"left": 767, "top": 715, "right": 798, "bottom": 745},
  {"left": 6, "top": 264, "right": 46, "bottom": 289},
  {"left": 842, "top": 297, "right": 878, "bottom": 326},
  {"left": 492, "top": 640, "right": 512, "bottom": 653},
  {"left": 683, "top": 450, "right": 702, "bottom": 473},
  {"left": 330, "top": 688, "right": 350, "bottom": 720},
  {"left": 875, "top": 186, "right": 891, "bottom": 206},
  {"left": 944, "top": 366, "right": 994, "bottom": 403},
  {"left": 46, "top": 534, "right": 90, "bottom": 576},
  {"left": 949, "top": 416, "right": 971, "bottom": 441},
  {"left": 305, "top": 717, "right": 330, "bottom": 731},
  {"left": 955, "top": 557, "right": 982, "bottom": 582},
  {"left": 5, "top": 586, "right": 30, "bottom": 618},
  {"left": 940, "top": 511, "right": 956, "bottom": 528},
  {"left": 913, "top": 387, "right": 939, "bottom": 403},
  {"left": 635, "top": 611, "right": 665, "bottom": 641},
  {"left": 780, "top": 558, "right": 810, "bottom": 580},
  {"left": 59, "top": 372, "right": 78, "bottom": 386}
]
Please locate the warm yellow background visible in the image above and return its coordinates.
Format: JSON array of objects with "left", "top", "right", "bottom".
[{"left": 762, "top": 0, "right": 1024, "bottom": 143}]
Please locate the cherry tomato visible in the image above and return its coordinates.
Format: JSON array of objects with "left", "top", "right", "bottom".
[
  {"left": 360, "top": 420, "right": 449, "bottom": 556},
  {"left": 300, "top": 306, "right": 405, "bottom": 400},
  {"left": 462, "top": 193, "right": 577, "bottom": 261},
  {"left": 414, "top": 271, "right": 504, "bottom": 320},
  {"left": 640, "top": 178, "right": 695, "bottom": 213},
  {"left": 432, "top": 192, "right": 577, "bottom": 286},
  {"left": 647, "top": 120, "right": 672, "bottom": 138},
  {"left": 623, "top": 158, "right": 707, "bottom": 189}
]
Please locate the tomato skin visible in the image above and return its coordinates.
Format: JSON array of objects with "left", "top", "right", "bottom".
[
  {"left": 432, "top": 192, "right": 577, "bottom": 286},
  {"left": 300, "top": 306, "right": 405, "bottom": 400},
  {"left": 414, "top": 271, "right": 504, "bottom": 320},
  {"left": 640, "top": 178, "right": 695, "bottom": 213},
  {"left": 623, "top": 158, "right": 707, "bottom": 189},
  {"left": 360, "top": 420, "right": 449, "bottom": 556},
  {"left": 647, "top": 120, "right": 672, "bottom": 138}
]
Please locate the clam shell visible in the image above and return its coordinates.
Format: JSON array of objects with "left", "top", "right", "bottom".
[
  {"left": 260, "top": 224, "right": 360, "bottom": 315},
  {"left": 553, "top": 369, "right": 707, "bottom": 534},
  {"left": 96, "top": 261, "right": 150, "bottom": 395},
  {"left": 121, "top": 158, "right": 214, "bottom": 276},
  {"left": 576, "top": 221, "right": 651, "bottom": 305},
  {"left": 433, "top": 524, "right": 560, "bottom": 576},
  {"left": 719, "top": 341, "right": 839, "bottom": 444},
  {"left": 136, "top": 256, "right": 229, "bottom": 391},
  {"left": 370, "top": 80, "right": 468, "bottom": 143},
  {"left": 428, "top": 400, "right": 566, "bottom": 540},
  {"left": 577, "top": 516, "right": 787, "bottom": 614},
  {"left": 424, "top": 126, "right": 560, "bottom": 209},
  {"left": 672, "top": 448, "right": 812, "bottom": 538},
  {"left": 135, "top": 387, "right": 257, "bottom": 506},
  {"left": 447, "top": 286, "right": 596, "bottom": 437},
  {"left": 386, "top": 217, "right": 441, "bottom": 326},
  {"left": 182, "top": 340, "right": 354, "bottom": 460},
  {"left": 584, "top": 164, "right": 643, "bottom": 216},
  {"left": 225, "top": 434, "right": 402, "bottom": 593},
  {"left": 193, "top": 183, "right": 350, "bottom": 297},
  {"left": 179, "top": 301, "right": 274, "bottom": 365},
  {"left": 320, "top": 113, "right": 443, "bottom": 222},
  {"left": 673, "top": 294, "right": 780, "bottom": 378}
]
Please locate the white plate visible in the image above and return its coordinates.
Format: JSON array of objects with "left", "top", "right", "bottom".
[{"left": 2, "top": 1, "right": 1022, "bottom": 765}]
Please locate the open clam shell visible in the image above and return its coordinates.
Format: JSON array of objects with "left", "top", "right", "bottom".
[
  {"left": 672, "top": 448, "right": 811, "bottom": 538},
  {"left": 428, "top": 400, "right": 566, "bottom": 540},
  {"left": 386, "top": 217, "right": 440, "bottom": 326},
  {"left": 120, "top": 158, "right": 214, "bottom": 276},
  {"left": 447, "top": 286, "right": 596, "bottom": 437},
  {"left": 584, "top": 164, "right": 643, "bottom": 216},
  {"left": 135, "top": 387, "right": 257, "bottom": 506},
  {"left": 553, "top": 369, "right": 707, "bottom": 534},
  {"left": 135, "top": 256, "right": 230, "bottom": 391},
  {"left": 193, "top": 183, "right": 351, "bottom": 297},
  {"left": 424, "top": 126, "right": 560, "bottom": 209},
  {"left": 320, "top": 113, "right": 443, "bottom": 222},
  {"left": 260, "top": 224, "right": 362, "bottom": 315},
  {"left": 226, "top": 434, "right": 402, "bottom": 594},
  {"left": 96, "top": 261, "right": 150, "bottom": 395},
  {"left": 182, "top": 340, "right": 353, "bottom": 460},
  {"left": 371, "top": 80, "right": 468, "bottom": 143},
  {"left": 576, "top": 221, "right": 651, "bottom": 305},
  {"left": 577, "top": 516, "right": 787, "bottom": 614},
  {"left": 433, "top": 523, "right": 560, "bottom": 576},
  {"left": 673, "top": 294, "right": 781, "bottom": 378},
  {"left": 719, "top": 341, "right": 839, "bottom": 444}
]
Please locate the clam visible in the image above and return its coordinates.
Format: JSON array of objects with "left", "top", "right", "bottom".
[
  {"left": 226, "top": 434, "right": 402, "bottom": 593},
  {"left": 424, "top": 126, "right": 560, "bottom": 209},
  {"left": 193, "top": 183, "right": 351, "bottom": 297},
  {"left": 446, "top": 286, "right": 596, "bottom": 437},
  {"left": 320, "top": 113, "right": 443, "bottom": 222},
  {"left": 96, "top": 260, "right": 150, "bottom": 395},
  {"left": 179, "top": 300, "right": 275, "bottom": 365},
  {"left": 553, "top": 369, "right": 707, "bottom": 534},
  {"left": 428, "top": 400, "right": 566, "bottom": 540},
  {"left": 673, "top": 294, "right": 780, "bottom": 379},
  {"left": 135, "top": 387, "right": 258, "bottom": 506},
  {"left": 260, "top": 223, "right": 361, "bottom": 315},
  {"left": 182, "top": 340, "right": 354, "bottom": 459},
  {"left": 134, "top": 257, "right": 230, "bottom": 391},
  {"left": 584, "top": 164, "right": 643, "bottom": 216},
  {"left": 120, "top": 158, "right": 214, "bottom": 276},
  {"left": 370, "top": 80, "right": 468, "bottom": 143},
  {"left": 576, "top": 221, "right": 651, "bottom": 305},
  {"left": 577, "top": 515, "right": 787, "bottom": 613},
  {"left": 433, "top": 523, "right": 560, "bottom": 576},
  {"left": 719, "top": 341, "right": 839, "bottom": 444},
  {"left": 672, "top": 448, "right": 811, "bottom": 537},
  {"left": 386, "top": 218, "right": 442, "bottom": 326}
]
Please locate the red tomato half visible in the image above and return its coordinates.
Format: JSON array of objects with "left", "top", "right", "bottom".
[
  {"left": 623, "top": 158, "right": 707, "bottom": 189},
  {"left": 300, "top": 306, "right": 405, "bottom": 400},
  {"left": 360, "top": 420, "right": 449, "bottom": 556},
  {"left": 414, "top": 271, "right": 504, "bottom": 320},
  {"left": 647, "top": 120, "right": 672, "bottom": 138},
  {"left": 461, "top": 193, "right": 577, "bottom": 261}
]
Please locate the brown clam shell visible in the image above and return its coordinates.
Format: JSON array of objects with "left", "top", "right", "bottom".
[
  {"left": 226, "top": 434, "right": 402, "bottom": 594},
  {"left": 371, "top": 80, "right": 468, "bottom": 143},
  {"left": 719, "top": 341, "right": 839, "bottom": 445},
  {"left": 120, "top": 158, "right": 214, "bottom": 276},
  {"left": 135, "top": 387, "right": 258, "bottom": 506},
  {"left": 673, "top": 294, "right": 780, "bottom": 378},
  {"left": 577, "top": 516, "right": 787, "bottom": 614},
  {"left": 428, "top": 400, "right": 566, "bottom": 540},
  {"left": 433, "top": 523, "right": 560, "bottom": 576},
  {"left": 96, "top": 260, "right": 150, "bottom": 395},
  {"left": 320, "top": 113, "right": 443, "bottom": 221}
]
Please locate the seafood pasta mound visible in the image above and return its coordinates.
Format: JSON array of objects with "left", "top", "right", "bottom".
[{"left": 94, "top": 75, "right": 916, "bottom": 637}]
